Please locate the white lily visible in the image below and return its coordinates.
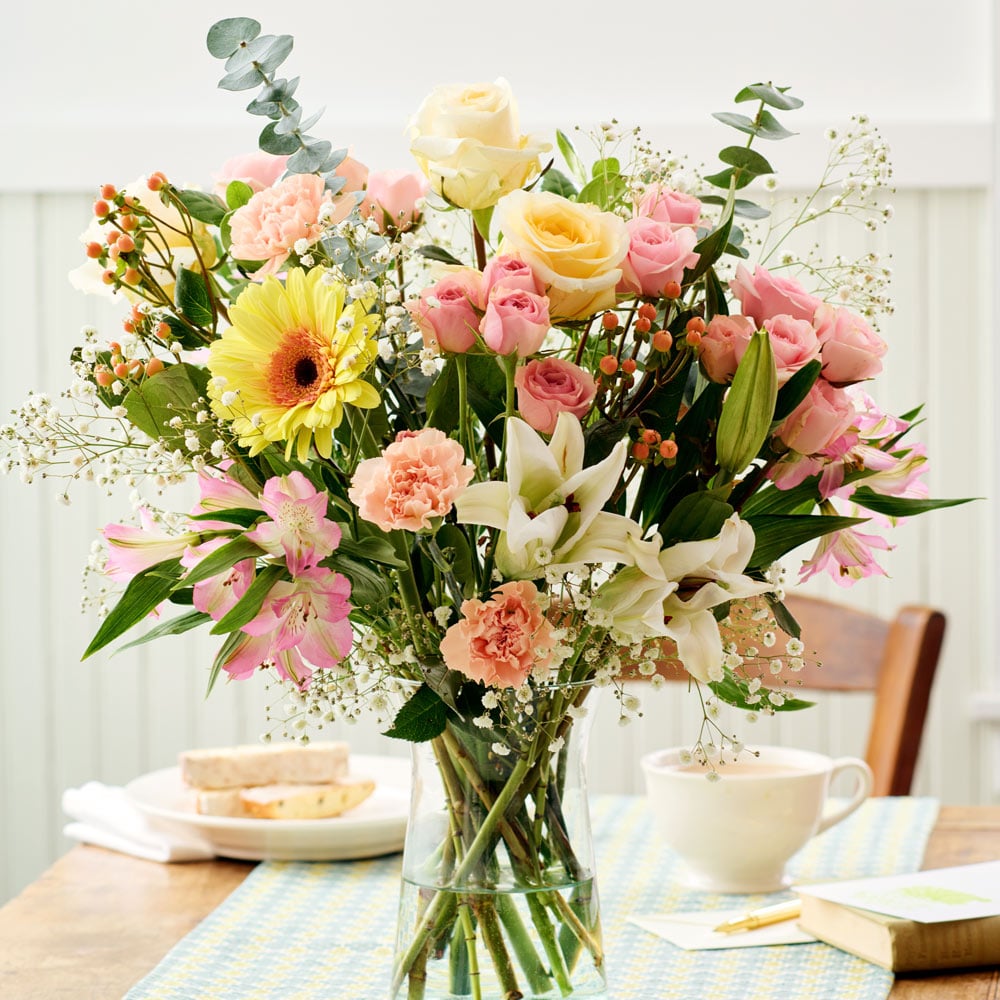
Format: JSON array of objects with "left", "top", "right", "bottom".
[{"left": 456, "top": 413, "right": 660, "bottom": 578}]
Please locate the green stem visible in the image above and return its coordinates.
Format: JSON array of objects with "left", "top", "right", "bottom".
[
  {"left": 494, "top": 894, "right": 554, "bottom": 996},
  {"left": 496, "top": 353, "right": 518, "bottom": 482},
  {"left": 474, "top": 898, "right": 521, "bottom": 1000},
  {"left": 526, "top": 892, "right": 573, "bottom": 996},
  {"left": 455, "top": 905, "right": 479, "bottom": 1000},
  {"left": 391, "top": 533, "right": 431, "bottom": 661}
]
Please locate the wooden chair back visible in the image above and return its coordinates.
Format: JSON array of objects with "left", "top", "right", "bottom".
[{"left": 643, "top": 594, "right": 946, "bottom": 796}]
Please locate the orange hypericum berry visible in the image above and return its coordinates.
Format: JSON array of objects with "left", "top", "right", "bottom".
[
  {"left": 101, "top": 269, "right": 116, "bottom": 285},
  {"left": 663, "top": 280, "right": 682, "bottom": 299},
  {"left": 100, "top": 183, "right": 117, "bottom": 200},
  {"left": 634, "top": 316, "right": 652, "bottom": 334},
  {"left": 119, "top": 213, "right": 139, "bottom": 231},
  {"left": 93, "top": 199, "right": 110, "bottom": 218},
  {"left": 122, "top": 320, "right": 135, "bottom": 334},
  {"left": 144, "top": 357, "right": 165, "bottom": 377},
  {"left": 109, "top": 341, "right": 122, "bottom": 354},
  {"left": 95, "top": 368, "right": 114, "bottom": 387},
  {"left": 638, "top": 302, "right": 657, "bottom": 321},
  {"left": 154, "top": 321, "right": 170, "bottom": 339},
  {"left": 85, "top": 242, "right": 103, "bottom": 259},
  {"left": 108, "top": 245, "right": 121, "bottom": 262},
  {"left": 601, "top": 311, "right": 619, "bottom": 330},
  {"left": 685, "top": 316, "right": 706, "bottom": 335},
  {"left": 652, "top": 330, "right": 673, "bottom": 352},
  {"left": 147, "top": 172, "right": 168, "bottom": 191},
  {"left": 621, "top": 358, "right": 637, "bottom": 375},
  {"left": 659, "top": 439, "right": 679, "bottom": 459},
  {"left": 686, "top": 330, "right": 703, "bottom": 348},
  {"left": 116, "top": 234, "right": 135, "bottom": 253},
  {"left": 642, "top": 428, "right": 660, "bottom": 445},
  {"left": 123, "top": 267, "right": 140, "bottom": 285},
  {"left": 631, "top": 442, "right": 650, "bottom": 461},
  {"left": 598, "top": 355, "right": 619, "bottom": 376},
  {"left": 113, "top": 362, "right": 131, "bottom": 379},
  {"left": 106, "top": 230, "right": 119, "bottom": 244}
]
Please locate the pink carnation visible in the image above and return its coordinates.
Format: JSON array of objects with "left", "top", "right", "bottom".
[
  {"left": 440, "top": 580, "right": 556, "bottom": 688},
  {"left": 229, "top": 173, "right": 334, "bottom": 276},
  {"left": 515, "top": 357, "right": 597, "bottom": 434},
  {"left": 347, "top": 428, "right": 475, "bottom": 533}
]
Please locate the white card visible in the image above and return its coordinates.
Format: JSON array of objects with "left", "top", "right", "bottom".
[{"left": 629, "top": 910, "right": 816, "bottom": 950}]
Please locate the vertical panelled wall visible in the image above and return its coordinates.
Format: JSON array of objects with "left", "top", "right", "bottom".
[{"left": 0, "top": 186, "right": 993, "bottom": 904}]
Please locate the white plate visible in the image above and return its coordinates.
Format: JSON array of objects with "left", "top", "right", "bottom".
[{"left": 125, "top": 753, "right": 411, "bottom": 862}]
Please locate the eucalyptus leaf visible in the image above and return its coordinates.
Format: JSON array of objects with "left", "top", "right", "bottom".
[
  {"left": 219, "top": 64, "right": 267, "bottom": 92},
  {"left": 288, "top": 142, "right": 332, "bottom": 174},
  {"left": 734, "top": 83, "right": 804, "bottom": 111},
  {"left": 755, "top": 110, "right": 796, "bottom": 140},
  {"left": 718, "top": 146, "right": 776, "bottom": 176},
  {"left": 259, "top": 121, "right": 301, "bottom": 155},
  {"left": 711, "top": 111, "right": 758, "bottom": 136},
  {"left": 206, "top": 18, "right": 261, "bottom": 59}
]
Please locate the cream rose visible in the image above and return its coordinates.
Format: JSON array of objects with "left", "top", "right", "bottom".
[
  {"left": 494, "top": 190, "right": 630, "bottom": 320},
  {"left": 409, "top": 79, "right": 549, "bottom": 211}
]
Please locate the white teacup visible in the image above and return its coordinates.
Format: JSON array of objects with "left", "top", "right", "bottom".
[{"left": 640, "top": 745, "right": 874, "bottom": 894}]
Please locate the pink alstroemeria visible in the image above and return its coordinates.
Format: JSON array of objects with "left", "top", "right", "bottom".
[
  {"left": 181, "top": 538, "right": 255, "bottom": 621},
  {"left": 194, "top": 466, "right": 263, "bottom": 516},
  {"left": 245, "top": 472, "right": 342, "bottom": 575},
  {"left": 800, "top": 523, "right": 892, "bottom": 588},
  {"left": 103, "top": 509, "right": 203, "bottom": 583},
  {"left": 222, "top": 567, "right": 353, "bottom": 686}
]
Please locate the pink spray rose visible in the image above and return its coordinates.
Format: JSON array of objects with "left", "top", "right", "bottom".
[
  {"left": 699, "top": 315, "right": 755, "bottom": 383},
  {"left": 229, "top": 173, "right": 334, "bottom": 275},
  {"left": 481, "top": 253, "right": 544, "bottom": 300},
  {"left": 636, "top": 186, "right": 702, "bottom": 228},
  {"left": 360, "top": 169, "right": 429, "bottom": 233},
  {"left": 480, "top": 287, "right": 551, "bottom": 357},
  {"left": 775, "top": 380, "right": 857, "bottom": 456},
  {"left": 440, "top": 580, "right": 557, "bottom": 688},
  {"left": 619, "top": 217, "right": 699, "bottom": 298},
  {"left": 730, "top": 264, "right": 822, "bottom": 326},
  {"left": 515, "top": 357, "right": 598, "bottom": 434},
  {"left": 334, "top": 155, "right": 369, "bottom": 195},
  {"left": 213, "top": 152, "right": 289, "bottom": 195},
  {"left": 736, "top": 314, "right": 820, "bottom": 385},
  {"left": 348, "top": 428, "right": 475, "bottom": 533},
  {"left": 409, "top": 268, "right": 484, "bottom": 353},
  {"left": 813, "top": 304, "right": 888, "bottom": 385}
]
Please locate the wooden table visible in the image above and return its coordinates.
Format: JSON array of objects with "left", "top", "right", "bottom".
[{"left": 1, "top": 806, "right": 998, "bottom": 999}]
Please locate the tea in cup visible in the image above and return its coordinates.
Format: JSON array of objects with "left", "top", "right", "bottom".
[{"left": 640, "top": 745, "right": 873, "bottom": 893}]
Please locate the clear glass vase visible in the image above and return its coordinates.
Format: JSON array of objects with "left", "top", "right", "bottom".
[{"left": 389, "top": 683, "right": 606, "bottom": 1000}]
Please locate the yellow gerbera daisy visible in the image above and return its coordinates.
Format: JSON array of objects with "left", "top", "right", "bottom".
[{"left": 208, "top": 268, "right": 381, "bottom": 461}]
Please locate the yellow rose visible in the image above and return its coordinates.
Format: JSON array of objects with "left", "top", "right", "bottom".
[
  {"left": 495, "top": 190, "right": 630, "bottom": 320},
  {"left": 409, "top": 79, "right": 550, "bottom": 211}
]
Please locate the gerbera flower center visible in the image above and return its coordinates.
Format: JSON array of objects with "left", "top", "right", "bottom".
[{"left": 267, "top": 329, "right": 332, "bottom": 407}]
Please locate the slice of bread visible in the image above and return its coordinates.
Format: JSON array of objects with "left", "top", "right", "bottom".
[
  {"left": 195, "top": 788, "right": 248, "bottom": 818},
  {"left": 239, "top": 779, "right": 376, "bottom": 820},
  {"left": 179, "top": 741, "right": 349, "bottom": 790}
]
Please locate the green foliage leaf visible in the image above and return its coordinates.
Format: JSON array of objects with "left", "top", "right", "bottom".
[
  {"left": 703, "top": 167, "right": 757, "bottom": 191},
  {"left": 188, "top": 507, "right": 264, "bottom": 529},
  {"left": 718, "top": 145, "right": 776, "bottom": 176},
  {"left": 711, "top": 109, "right": 796, "bottom": 141},
  {"left": 434, "top": 525, "right": 476, "bottom": 595},
  {"left": 715, "top": 331, "right": 777, "bottom": 478},
  {"left": 711, "top": 111, "right": 758, "bottom": 136},
  {"left": 206, "top": 18, "right": 261, "bottom": 58},
  {"left": 658, "top": 491, "right": 734, "bottom": 547},
  {"left": 175, "top": 268, "right": 215, "bottom": 328},
  {"left": 331, "top": 555, "right": 392, "bottom": 607},
  {"left": 210, "top": 564, "right": 284, "bottom": 635},
  {"left": 182, "top": 536, "right": 265, "bottom": 587},
  {"left": 686, "top": 209, "right": 734, "bottom": 282},
  {"left": 219, "top": 64, "right": 267, "bottom": 92},
  {"left": 426, "top": 358, "right": 459, "bottom": 433},
  {"left": 849, "top": 487, "right": 976, "bottom": 518},
  {"left": 577, "top": 168, "right": 626, "bottom": 212},
  {"left": 175, "top": 190, "right": 227, "bottom": 226},
  {"left": 772, "top": 359, "right": 821, "bottom": 423},
  {"left": 123, "top": 363, "right": 211, "bottom": 449},
  {"left": 83, "top": 559, "right": 184, "bottom": 659},
  {"left": 709, "top": 672, "right": 814, "bottom": 712},
  {"left": 755, "top": 110, "right": 796, "bottom": 140},
  {"left": 225, "top": 180, "right": 255, "bottom": 210},
  {"left": 466, "top": 354, "right": 507, "bottom": 442},
  {"left": 734, "top": 83, "right": 804, "bottom": 111},
  {"left": 768, "top": 597, "right": 801, "bottom": 639},
  {"left": 259, "top": 120, "right": 301, "bottom": 155},
  {"left": 334, "top": 524, "right": 406, "bottom": 569},
  {"left": 540, "top": 168, "right": 577, "bottom": 199},
  {"left": 383, "top": 683, "right": 449, "bottom": 742},
  {"left": 114, "top": 610, "right": 212, "bottom": 654},
  {"left": 288, "top": 141, "right": 332, "bottom": 174},
  {"left": 206, "top": 631, "right": 243, "bottom": 697},
  {"left": 747, "top": 513, "right": 868, "bottom": 567},
  {"left": 701, "top": 195, "right": 770, "bottom": 220},
  {"left": 416, "top": 244, "right": 466, "bottom": 267},
  {"left": 472, "top": 206, "right": 494, "bottom": 243},
  {"left": 556, "top": 129, "right": 587, "bottom": 184}
]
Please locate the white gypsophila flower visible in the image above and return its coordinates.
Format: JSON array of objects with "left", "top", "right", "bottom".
[
  {"left": 762, "top": 631, "right": 776, "bottom": 648},
  {"left": 769, "top": 659, "right": 783, "bottom": 675},
  {"left": 221, "top": 391, "right": 238, "bottom": 407},
  {"left": 473, "top": 715, "right": 492, "bottom": 729},
  {"left": 768, "top": 691, "right": 785, "bottom": 707},
  {"left": 786, "top": 638, "right": 804, "bottom": 656},
  {"left": 293, "top": 238, "right": 310, "bottom": 255},
  {"left": 549, "top": 736, "right": 565, "bottom": 754},
  {"left": 491, "top": 742, "right": 510, "bottom": 757},
  {"left": 433, "top": 606, "right": 451, "bottom": 628},
  {"left": 789, "top": 657, "right": 805, "bottom": 672},
  {"left": 481, "top": 690, "right": 499, "bottom": 710}
]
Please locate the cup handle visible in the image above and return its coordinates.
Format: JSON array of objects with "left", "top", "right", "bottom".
[{"left": 815, "top": 757, "right": 874, "bottom": 835}]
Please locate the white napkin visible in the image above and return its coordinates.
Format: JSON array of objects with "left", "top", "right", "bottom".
[
  {"left": 62, "top": 781, "right": 215, "bottom": 862},
  {"left": 629, "top": 909, "right": 816, "bottom": 950}
]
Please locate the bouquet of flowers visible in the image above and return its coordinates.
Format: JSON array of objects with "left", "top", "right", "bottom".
[{"left": 0, "top": 16, "right": 968, "bottom": 999}]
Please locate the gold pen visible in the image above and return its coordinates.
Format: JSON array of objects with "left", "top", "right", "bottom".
[{"left": 712, "top": 899, "right": 802, "bottom": 934}]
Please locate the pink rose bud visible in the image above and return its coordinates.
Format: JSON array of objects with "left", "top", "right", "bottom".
[
  {"left": 515, "top": 357, "right": 598, "bottom": 434},
  {"left": 409, "top": 268, "right": 484, "bottom": 354},
  {"left": 813, "top": 304, "right": 888, "bottom": 385},
  {"left": 361, "top": 169, "right": 429, "bottom": 233},
  {"left": 700, "top": 315, "right": 755, "bottom": 383},
  {"left": 735, "top": 313, "right": 820, "bottom": 385},
  {"left": 213, "top": 152, "right": 289, "bottom": 196},
  {"left": 480, "top": 286, "right": 551, "bottom": 357},
  {"left": 730, "top": 264, "right": 822, "bottom": 326},
  {"left": 636, "top": 185, "right": 702, "bottom": 228},
  {"left": 481, "top": 253, "right": 544, "bottom": 301},
  {"left": 776, "top": 380, "right": 857, "bottom": 456},
  {"left": 618, "top": 217, "right": 699, "bottom": 298}
]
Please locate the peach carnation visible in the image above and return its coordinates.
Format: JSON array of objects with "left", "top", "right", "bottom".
[
  {"left": 230, "top": 173, "right": 336, "bottom": 276},
  {"left": 440, "top": 581, "right": 556, "bottom": 688},
  {"left": 347, "top": 428, "right": 475, "bottom": 533}
]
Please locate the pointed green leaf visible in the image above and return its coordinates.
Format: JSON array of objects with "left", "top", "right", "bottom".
[
  {"left": 850, "top": 487, "right": 977, "bottom": 518},
  {"left": 210, "top": 564, "right": 284, "bottom": 634},
  {"left": 747, "top": 513, "right": 868, "bottom": 567},
  {"left": 658, "top": 491, "right": 734, "bottom": 547},
  {"left": 734, "top": 83, "right": 804, "bottom": 111},
  {"left": 540, "top": 168, "right": 577, "bottom": 199},
  {"left": 556, "top": 129, "right": 587, "bottom": 184},
  {"left": 709, "top": 672, "right": 814, "bottom": 712},
  {"left": 83, "top": 559, "right": 184, "bottom": 659},
  {"left": 123, "top": 363, "right": 211, "bottom": 448},
  {"left": 114, "top": 610, "right": 212, "bottom": 654},
  {"left": 472, "top": 205, "right": 494, "bottom": 243},
  {"left": 711, "top": 111, "right": 758, "bottom": 136},
  {"left": 206, "top": 631, "right": 243, "bottom": 696},
  {"left": 175, "top": 190, "right": 227, "bottom": 226},
  {"left": 188, "top": 507, "right": 264, "bottom": 529},
  {"left": 701, "top": 195, "right": 770, "bottom": 220},
  {"left": 426, "top": 358, "right": 459, "bottom": 433},
  {"left": 755, "top": 110, "right": 796, "bottom": 140},
  {"left": 182, "top": 536, "right": 265, "bottom": 587},
  {"left": 175, "top": 267, "right": 215, "bottom": 327},
  {"left": 225, "top": 180, "right": 255, "bottom": 210},
  {"left": 773, "top": 359, "right": 822, "bottom": 423},
  {"left": 416, "top": 244, "right": 465, "bottom": 267},
  {"left": 718, "top": 146, "right": 776, "bottom": 176},
  {"left": 383, "top": 682, "right": 449, "bottom": 742}
]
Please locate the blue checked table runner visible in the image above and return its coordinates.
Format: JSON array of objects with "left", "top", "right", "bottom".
[{"left": 125, "top": 795, "right": 939, "bottom": 1000}]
